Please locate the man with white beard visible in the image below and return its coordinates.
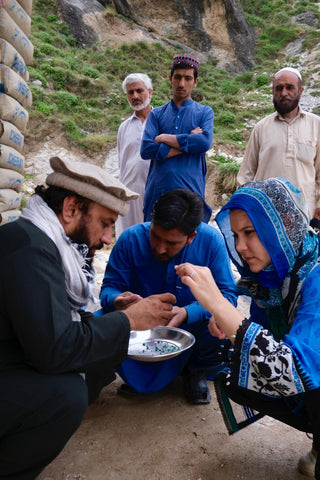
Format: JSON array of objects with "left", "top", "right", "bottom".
[{"left": 115, "top": 73, "right": 153, "bottom": 238}]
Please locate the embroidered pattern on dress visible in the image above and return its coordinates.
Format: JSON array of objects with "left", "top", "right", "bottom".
[{"left": 239, "top": 325, "right": 305, "bottom": 397}]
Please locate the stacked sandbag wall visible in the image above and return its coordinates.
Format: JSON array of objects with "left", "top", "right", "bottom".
[{"left": 0, "top": 0, "right": 33, "bottom": 225}]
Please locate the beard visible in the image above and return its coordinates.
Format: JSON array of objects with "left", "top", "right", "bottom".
[
  {"left": 69, "top": 214, "right": 103, "bottom": 257},
  {"left": 273, "top": 94, "right": 300, "bottom": 115},
  {"left": 129, "top": 96, "right": 151, "bottom": 111},
  {"left": 152, "top": 249, "right": 171, "bottom": 262}
]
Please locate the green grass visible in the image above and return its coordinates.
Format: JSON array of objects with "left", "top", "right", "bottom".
[{"left": 28, "top": 0, "right": 318, "bottom": 164}]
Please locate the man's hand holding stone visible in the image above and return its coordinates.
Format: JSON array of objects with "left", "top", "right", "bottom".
[{"left": 125, "top": 293, "right": 176, "bottom": 330}]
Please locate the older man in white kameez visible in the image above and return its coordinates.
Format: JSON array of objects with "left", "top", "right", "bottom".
[{"left": 115, "top": 73, "right": 153, "bottom": 238}]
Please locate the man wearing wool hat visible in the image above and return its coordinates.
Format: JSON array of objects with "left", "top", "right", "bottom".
[
  {"left": 141, "top": 52, "right": 214, "bottom": 223},
  {"left": 0, "top": 156, "right": 176, "bottom": 479},
  {"left": 237, "top": 67, "right": 320, "bottom": 222}
]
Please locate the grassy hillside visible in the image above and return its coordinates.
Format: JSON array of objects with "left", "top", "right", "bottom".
[{"left": 28, "top": 0, "right": 320, "bottom": 192}]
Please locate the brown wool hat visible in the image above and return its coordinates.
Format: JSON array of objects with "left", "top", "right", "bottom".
[{"left": 46, "top": 156, "right": 139, "bottom": 216}]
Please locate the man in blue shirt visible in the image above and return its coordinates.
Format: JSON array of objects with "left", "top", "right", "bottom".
[
  {"left": 100, "top": 189, "right": 237, "bottom": 404},
  {"left": 140, "top": 53, "right": 214, "bottom": 223}
]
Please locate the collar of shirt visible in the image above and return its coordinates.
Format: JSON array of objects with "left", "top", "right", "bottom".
[
  {"left": 275, "top": 105, "right": 306, "bottom": 123},
  {"left": 170, "top": 98, "right": 193, "bottom": 109}
]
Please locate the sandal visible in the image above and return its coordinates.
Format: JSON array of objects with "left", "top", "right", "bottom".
[
  {"left": 182, "top": 369, "right": 211, "bottom": 404},
  {"left": 117, "top": 383, "right": 139, "bottom": 397}
]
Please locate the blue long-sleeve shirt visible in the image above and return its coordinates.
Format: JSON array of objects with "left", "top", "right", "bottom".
[
  {"left": 140, "top": 99, "right": 214, "bottom": 222},
  {"left": 100, "top": 222, "right": 237, "bottom": 323},
  {"left": 232, "top": 264, "right": 320, "bottom": 398}
]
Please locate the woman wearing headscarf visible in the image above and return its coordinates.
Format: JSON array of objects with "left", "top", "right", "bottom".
[{"left": 175, "top": 177, "right": 320, "bottom": 479}]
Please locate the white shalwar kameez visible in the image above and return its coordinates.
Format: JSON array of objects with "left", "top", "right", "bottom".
[{"left": 115, "top": 112, "right": 151, "bottom": 238}]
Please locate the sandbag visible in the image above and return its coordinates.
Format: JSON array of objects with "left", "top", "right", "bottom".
[
  {"left": 3, "top": 0, "right": 31, "bottom": 37},
  {"left": 0, "top": 208, "right": 21, "bottom": 224},
  {"left": 0, "top": 8, "right": 33, "bottom": 64},
  {"left": 0, "top": 143, "right": 24, "bottom": 173},
  {"left": 16, "top": 0, "right": 32, "bottom": 16},
  {"left": 0, "top": 167, "right": 23, "bottom": 191},
  {"left": 0, "top": 38, "right": 29, "bottom": 80},
  {"left": 0, "top": 64, "right": 32, "bottom": 108},
  {"left": 0, "top": 92, "right": 28, "bottom": 132},
  {"left": 0, "top": 119, "right": 24, "bottom": 152},
  {"left": 0, "top": 188, "right": 21, "bottom": 212}
]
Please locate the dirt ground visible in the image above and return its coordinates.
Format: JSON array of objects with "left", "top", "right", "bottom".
[
  {"left": 36, "top": 244, "right": 312, "bottom": 480},
  {"left": 37, "top": 374, "right": 311, "bottom": 480},
  {"left": 24, "top": 129, "right": 313, "bottom": 480}
]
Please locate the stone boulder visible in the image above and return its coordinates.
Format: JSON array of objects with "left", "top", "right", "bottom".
[
  {"left": 294, "top": 11, "right": 318, "bottom": 28},
  {"left": 113, "top": 0, "right": 256, "bottom": 72},
  {"left": 57, "top": 0, "right": 256, "bottom": 73},
  {"left": 56, "top": 0, "right": 106, "bottom": 47}
]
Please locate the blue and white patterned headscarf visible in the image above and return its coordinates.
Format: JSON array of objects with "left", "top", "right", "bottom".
[{"left": 216, "top": 178, "right": 319, "bottom": 335}]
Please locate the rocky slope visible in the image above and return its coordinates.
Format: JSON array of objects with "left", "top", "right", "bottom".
[
  {"left": 57, "top": 0, "right": 256, "bottom": 73},
  {"left": 23, "top": 2, "right": 320, "bottom": 212}
]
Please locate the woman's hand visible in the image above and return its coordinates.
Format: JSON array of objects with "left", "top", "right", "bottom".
[
  {"left": 175, "top": 262, "right": 245, "bottom": 344},
  {"left": 175, "top": 263, "right": 220, "bottom": 314}
]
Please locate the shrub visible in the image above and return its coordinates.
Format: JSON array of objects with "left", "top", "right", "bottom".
[
  {"left": 38, "top": 43, "right": 60, "bottom": 55},
  {"left": 229, "top": 130, "right": 243, "bottom": 142},
  {"left": 254, "top": 74, "right": 270, "bottom": 87},
  {"left": 303, "top": 31, "right": 320, "bottom": 51},
  {"left": 63, "top": 119, "right": 79, "bottom": 135},
  {"left": 35, "top": 32, "right": 53, "bottom": 44},
  {"left": 33, "top": 101, "right": 56, "bottom": 115},
  {"left": 40, "top": 65, "right": 71, "bottom": 90},
  {"left": 47, "top": 15, "right": 58, "bottom": 23},
  {"left": 80, "top": 134, "right": 115, "bottom": 151},
  {"left": 53, "top": 91, "right": 83, "bottom": 112},
  {"left": 236, "top": 71, "right": 254, "bottom": 85},
  {"left": 221, "top": 80, "right": 240, "bottom": 95},
  {"left": 29, "top": 68, "right": 48, "bottom": 87},
  {"left": 83, "top": 66, "right": 101, "bottom": 79},
  {"left": 217, "top": 112, "right": 236, "bottom": 125}
]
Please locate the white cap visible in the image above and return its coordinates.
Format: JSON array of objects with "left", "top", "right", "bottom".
[{"left": 274, "top": 67, "right": 302, "bottom": 81}]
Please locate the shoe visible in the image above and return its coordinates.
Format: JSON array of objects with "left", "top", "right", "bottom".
[
  {"left": 298, "top": 447, "right": 317, "bottom": 477},
  {"left": 117, "top": 383, "right": 139, "bottom": 396},
  {"left": 182, "top": 368, "right": 211, "bottom": 404}
]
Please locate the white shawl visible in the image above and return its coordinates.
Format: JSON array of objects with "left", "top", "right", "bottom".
[{"left": 22, "top": 194, "right": 96, "bottom": 321}]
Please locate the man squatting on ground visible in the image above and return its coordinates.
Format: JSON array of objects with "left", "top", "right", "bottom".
[
  {"left": 100, "top": 189, "right": 237, "bottom": 404},
  {"left": 141, "top": 53, "right": 214, "bottom": 223},
  {"left": 115, "top": 73, "right": 153, "bottom": 239},
  {"left": 0, "top": 156, "right": 176, "bottom": 480}
]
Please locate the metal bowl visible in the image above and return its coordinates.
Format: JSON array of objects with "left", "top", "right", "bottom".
[{"left": 127, "top": 326, "right": 195, "bottom": 362}]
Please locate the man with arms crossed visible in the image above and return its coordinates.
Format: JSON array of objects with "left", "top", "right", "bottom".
[{"left": 141, "top": 53, "right": 214, "bottom": 223}]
